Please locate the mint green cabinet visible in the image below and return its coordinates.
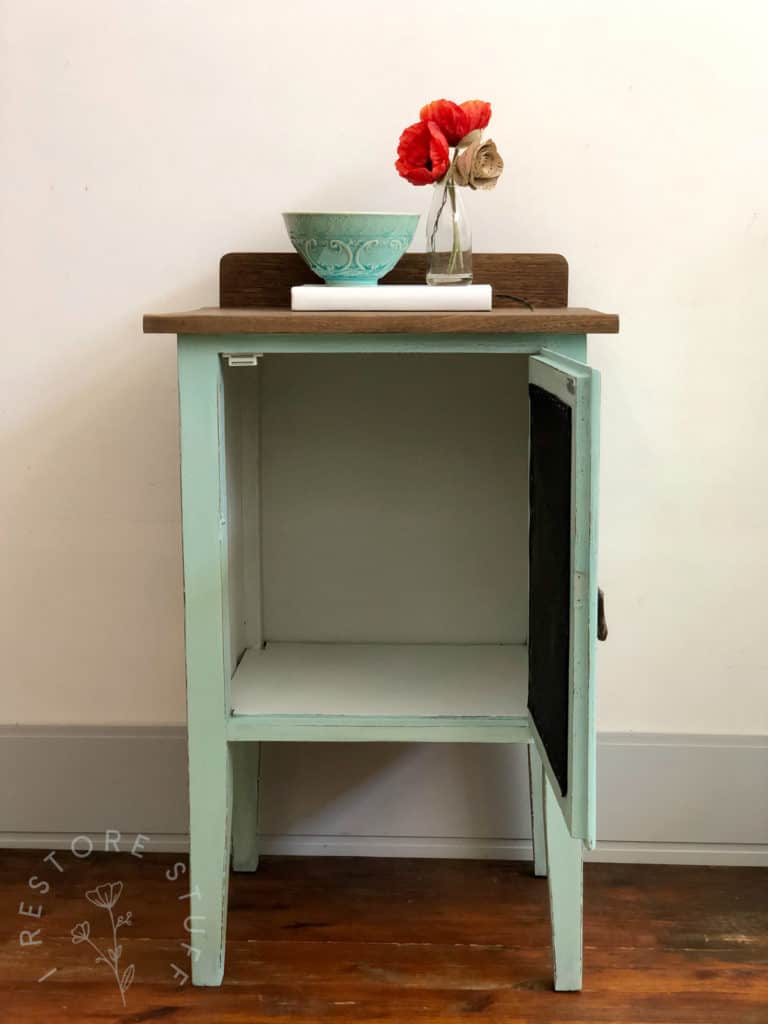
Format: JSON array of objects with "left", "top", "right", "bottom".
[{"left": 169, "top": 330, "right": 603, "bottom": 991}]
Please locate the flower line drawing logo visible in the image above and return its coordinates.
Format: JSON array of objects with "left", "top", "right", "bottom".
[
  {"left": 70, "top": 882, "right": 134, "bottom": 1006},
  {"left": 18, "top": 832, "right": 194, "bottom": 1005}
]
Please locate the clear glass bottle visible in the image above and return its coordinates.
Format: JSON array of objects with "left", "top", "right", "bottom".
[{"left": 425, "top": 176, "right": 472, "bottom": 285}]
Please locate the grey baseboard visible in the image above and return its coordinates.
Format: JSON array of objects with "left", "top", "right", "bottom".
[{"left": 1, "top": 727, "right": 766, "bottom": 865}]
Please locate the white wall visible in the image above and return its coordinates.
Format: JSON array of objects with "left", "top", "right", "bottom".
[{"left": 2, "top": 0, "right": 767, "bottom": 735}]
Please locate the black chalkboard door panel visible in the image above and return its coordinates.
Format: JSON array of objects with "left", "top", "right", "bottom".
[{"left": 528, "top": 352, "right": 600, "bottom": 846}]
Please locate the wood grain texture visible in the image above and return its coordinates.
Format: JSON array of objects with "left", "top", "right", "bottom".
[
  {"left": 3, "top": 851, "right": 767, "bottom": 1021},
  {"left": 143, "top": 305, "right": 618, "bottom": 335},
  {"left": 220, "top": 252, "right": 570, "bottom": 309}
]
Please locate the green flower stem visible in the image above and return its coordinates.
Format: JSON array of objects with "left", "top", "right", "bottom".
[
  {"left": 447, "top": 178, "right": 460, "bottom": 275},
  {"left": 429, "top": 152, "right": 464, "bottom": 278}
]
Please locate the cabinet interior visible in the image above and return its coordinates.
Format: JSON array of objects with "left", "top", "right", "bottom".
[
  {"left": 225, "top": 353, "right": 529, "bottom": 652},
  {"left": 224, "top": 353, "right": 530, "bottom": 716}
]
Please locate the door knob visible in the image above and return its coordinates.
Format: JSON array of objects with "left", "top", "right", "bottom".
[{"left": 597, "top": 588, "right": 608, "bottom": 641}]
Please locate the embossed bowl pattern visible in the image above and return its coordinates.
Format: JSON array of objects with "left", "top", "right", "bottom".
[{"left": 282, "top": 212, "right": 420, "bottom": 286}]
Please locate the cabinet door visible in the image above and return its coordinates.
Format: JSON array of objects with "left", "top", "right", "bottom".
[{"left": 528, "top": 351, "right": 600, "bottom": 846}]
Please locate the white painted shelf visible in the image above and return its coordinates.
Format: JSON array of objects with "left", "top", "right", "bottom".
[{"left": 230, "top": 642, "right": 528, "bottom": 720}]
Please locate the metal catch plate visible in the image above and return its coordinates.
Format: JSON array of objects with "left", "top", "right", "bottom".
[{"left": 224, "top": 354, "right": 261, "bottom": 367}]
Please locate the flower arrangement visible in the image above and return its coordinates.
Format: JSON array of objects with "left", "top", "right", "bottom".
[{"left": 395, "top": 99, "right": 504, "bottom": 282}]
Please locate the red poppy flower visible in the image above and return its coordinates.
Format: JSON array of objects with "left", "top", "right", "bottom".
[
  {"left": 395, "top": 120, "right": 450, "bottom": 185},
  {"left": 461, "top": 100, "right": 492, "bottom": 134},
  {"left": 418, "top": 99, "right": 469, "bottom": 147}
]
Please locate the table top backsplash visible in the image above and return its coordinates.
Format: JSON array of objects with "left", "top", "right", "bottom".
[
  {"left": 143, "top": 252, "right": 619, "bottom": 335},
  {"left": 221, "top": 253, "right": 570, "bottom": 308}
]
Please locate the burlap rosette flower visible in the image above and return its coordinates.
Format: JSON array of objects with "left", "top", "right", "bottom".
[{"left": 453, "top": 139, "right": 504, "bottom": 191}]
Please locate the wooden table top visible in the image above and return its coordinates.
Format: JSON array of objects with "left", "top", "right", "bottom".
[{"left": 143, "top": 305, "right": 619, "bottom": 335}]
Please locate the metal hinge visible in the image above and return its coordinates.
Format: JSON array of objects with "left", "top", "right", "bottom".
[{"left": 224, "top": 354, "right": 261, "bottom": 367}]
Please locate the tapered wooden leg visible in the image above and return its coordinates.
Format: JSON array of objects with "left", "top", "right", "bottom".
[
  {"left": 188, "top": 741, "right": 232, "bottom": 985},
  {"left": 177, "top": 343, "right": 234, "bottom": 985},
  {"left": 544, "top": 776, "right": 583, "bottom": 991},
  {"left": 528, "top": 744, "right": 548, "bottom": 877},
  {"left": 232, "top": 742, "right": 261, "bottom": 872}
]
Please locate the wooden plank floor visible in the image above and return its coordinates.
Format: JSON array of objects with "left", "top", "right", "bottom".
[{"left": 1, "top": 851, "right": 766, "bottom": 1022}]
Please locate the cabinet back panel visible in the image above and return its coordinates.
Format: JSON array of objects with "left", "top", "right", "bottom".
[{"left": 247, "top": 354, "right": 528, "bottom": 644}]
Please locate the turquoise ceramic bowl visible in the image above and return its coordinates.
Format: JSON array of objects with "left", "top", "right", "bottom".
[{"left": 282, "top": 211, "right": 420, "bottom": 286}]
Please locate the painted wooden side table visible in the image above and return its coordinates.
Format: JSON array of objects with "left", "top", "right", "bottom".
[{"left": 144, "top": 252, "right": 619, "bottom": 990}]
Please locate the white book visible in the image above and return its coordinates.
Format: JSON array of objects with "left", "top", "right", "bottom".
[{"left": 291, "top": 284, "right": 492, "bottom": 312}]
